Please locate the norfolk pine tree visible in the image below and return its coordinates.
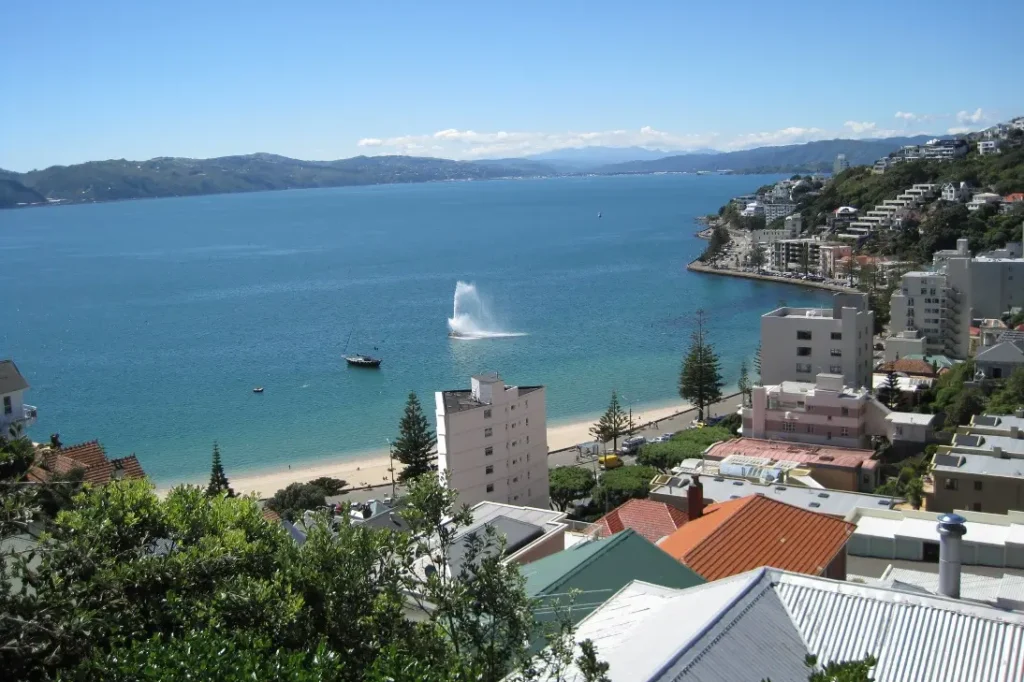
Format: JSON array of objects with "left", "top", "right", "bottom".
[
  {"left": 206, "top": 442, "right": 233, "bottom": 496},
  {"left": 590, "top": 391, "right": 630, "bottom": 452},
  {"left": 393, "top": 391, "right": 436, "bottom": 482},
  {"left": 679, "top": 310, "right": 724, "bottom": 422}
]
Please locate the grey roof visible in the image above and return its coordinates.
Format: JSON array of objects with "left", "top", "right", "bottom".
[
  {"left": 652, "top": 475, "right": 900, "bottom": 516},
  {"left": 976, "top": 342, "right": 1024, "bottom": 365},
  {"left": 448, "top": 515, "right": 543, "bottom": 576},
  {"left": 546, "top": 568, "right": 1024, "bottom": 682},
  {"left": 933, "top": 452, "right": 1024, "bottom": 479},
  {"left": 441, "top": 389, "right": 485, "bottom": 414},
  {"left": 879, "top": 565, "right": 1024, "bottom": 610},
  {"left": 0, "top": 360, "right": 29, "bottom": 394},
  {"left": 973, "top": 415, "right": 1024, "bottom": 432}
]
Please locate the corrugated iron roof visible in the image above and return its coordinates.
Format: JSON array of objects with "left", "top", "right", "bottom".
[
  {"left": 595, "top": 499, "right": 689, "bottom": 544},
  {"left": 658, "top": 495, "right": 855, "bottom": 580}
]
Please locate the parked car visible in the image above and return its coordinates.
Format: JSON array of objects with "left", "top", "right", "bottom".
[
  {"left": 706, "top": 415, "right": 726, "bottom": 426},
  {"left": 619, "top": 436, "right": 647, "bottom": 454},
  {"left": 598, "top": 454, "right": 623, "bottom": 470}
]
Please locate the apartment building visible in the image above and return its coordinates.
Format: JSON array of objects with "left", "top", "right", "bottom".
[
  {"left": 435, "top": 374, "right": 549, "bottom": 510},
  {"left": 928, "top": 411, "right": 1024, "bottom": 514},
  {"left": 888, "top": 270, "right": 970, "bottom": 359},
  {"left": 749, "top": 213, "right": 800, "bottom": 246},
  {"left": 979, "top": 140, "right": 1002, "bottom": 155},
  {"left": 818, "top": 244, "right": 852, "bottom": 278},
  {"left": 833, "top": 153, "right": 849, "bottom": 175},
  {"left": 771, "top": 237, "right": 822, "bottom": 272},
  {"left": 742, "top": 373, "right": 890, "bottom": 450},
  {"left": 763, "top": 201, "right": 797, "bottom": 224},
  {"left": 944, "top": 243, "right": 1024, "bottom": 322},
  {"left": 760, "top": 292, "right": 874, "bottom": 388}
]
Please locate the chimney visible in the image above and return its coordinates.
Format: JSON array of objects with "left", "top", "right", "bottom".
[
  {"left": 936, "top": 513, "right": 967, "bottom": 599},
  {"left": 687, "top": 474, "right": 704, "bottom": 520}
]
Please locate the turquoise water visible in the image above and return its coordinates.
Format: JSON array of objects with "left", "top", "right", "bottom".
[{"left": 0, "top": 175, "right": 831, "bottom": 483}]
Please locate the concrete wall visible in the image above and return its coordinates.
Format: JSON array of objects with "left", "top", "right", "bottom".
[{"left": 508, "top": 528, "right": 565, "bottom": 565}]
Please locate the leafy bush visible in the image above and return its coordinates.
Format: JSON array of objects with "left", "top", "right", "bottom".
[{"left": 592, "top": 465, "right": 659, "bottom": 510}]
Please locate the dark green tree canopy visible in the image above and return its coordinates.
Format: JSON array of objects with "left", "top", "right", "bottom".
[
  {"left": 590, "top": 391, "right": 630, "bottom": 452},
  {"left": 548, "top": 466, "right": 596, "bottom": 512},
  {"left": 679, "top": 310, "right": 724, "bottom": 422},
  {"left": 393, "top": 391, "right": 436, "bottom": 482},
  {"left": 206, "top": 441, "right": 233, "bottom": 496}
]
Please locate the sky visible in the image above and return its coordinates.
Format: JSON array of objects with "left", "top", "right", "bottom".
[{"left": 2, "top": 0, "right": 1024, "bottom": 171}]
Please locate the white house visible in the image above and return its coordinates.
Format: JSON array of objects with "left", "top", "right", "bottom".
[
  {"left": 978, "top": 140, "right": 1001, "bottom": 156},
  {"left": 941, "top": 181, "right": 971, "bottom": 203},
  {"left": 0, "top": 360, "right": 36, "bottom": 436},
  {"left": 968, "top": 192, "right": 1003, "bottom": 211},
  {"left": 435, "top": 374, "right": 549, "bottom": 510}
]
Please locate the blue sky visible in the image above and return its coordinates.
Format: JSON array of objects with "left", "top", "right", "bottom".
[{"left": 3, "top": 0, "right": 1023, "bottom": 171}]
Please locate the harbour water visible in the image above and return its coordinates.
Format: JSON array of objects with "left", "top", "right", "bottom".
[{"left": 0, "top": 174, "right": 831, "bottom": 483}]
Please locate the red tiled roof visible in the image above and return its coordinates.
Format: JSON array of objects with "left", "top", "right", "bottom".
[
  {"left": 595, "top": 499, "right": 689, "bottom": 544},
  {"left": 658, "top": 495, "right": 855, "bottom": 581},
  {"left": 111, "top": 455, "right": 146, "bottom": 480},
  {"left": 262, "top": 508, "right": 282, "bottom": 523},
  {"left": 878, "top": 358, "right": 937, "bottom": 377},
  {"left": 43, "top": 453, "right": 87, "bottom": 476},
  {"left": 704, "top": 438, "right": 876, "bottom": 471},
  {"left": 1004, "top": 193, "right": 1024, "bottom": 202}
]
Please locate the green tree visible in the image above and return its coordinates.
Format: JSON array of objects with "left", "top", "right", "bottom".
[
  {"left": 679, "top": 310, "right": 724, "bottom": 422},
  {"left": 206, "top": 441, "right": 233, "bottom": 496},
  {"left": 0, "top": 473, "right": 606, "bottom": 682},
  {"left": 590, "top": 391, "right": 630, "bottom": 452},
  {"left": 749, "top": 245, "right": 767, "bottom": 272},
  {"left": 267, "top": 481, "right": 330, "bottom": 521},
  {"left": 393, "top": 391, "right": 436, "bottom": 482},
  {"left": 548, "top": 466, "right": 596, "bottom": 512},
  {"left": 945, "top": 388, "right": 986, "bottom": 429},
  {"left": 989, "top": 367, "right": 1024, "bottom": 414},
  {"left": 879, "top": 369, "right": 901, "bottom": 410},
  {"left": 800, "top": 243, "right": 811, "bottom": 275},
  {"left": 592, "top": 465, "right": 659, "bottom": 510},
  {"left": 737, "top": 359, "right": 752, "bottom": 405},
  {"left": 637, "top": 441, "right": 704, "bottom": 473}
]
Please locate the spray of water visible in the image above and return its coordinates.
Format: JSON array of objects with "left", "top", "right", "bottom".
[{"left": 447, "top": 281, "right": 526, "bottom": 339}]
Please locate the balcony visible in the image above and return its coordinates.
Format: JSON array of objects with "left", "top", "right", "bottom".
[{"left": 1, "top": 404, "right": 37, "bottom": 431}]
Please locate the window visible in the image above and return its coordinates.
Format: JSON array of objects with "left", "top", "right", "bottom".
[
  {"left": 526, "top": 453, "right": 530, "bottom": 461},
  {"left": 485, "top": 465, "right": 494, "bottom": 475},
  {"left": 973, "top": 503, "right": 982, "bottom": 512},
  {"left": 484, "top": 427, "right": 492, "bottom": 438},
  {"left": 528, "top": 471, "right": 530, "bottom": 479},
  {"left": 797, "top": 346, "right": 812, "bottom": 356},
  {"left": 840, "top": 427, "right": 849, "bottom": 437},
  {"left": 797, "top": 330, "right": 812, "bottom": 340},
  {"left": 829, "top": 348, "right": 842, "bottom": 357},
  {"left": 511, "top": 404, "right": 516, "bottom": 411},
  {"left": 513, "top": 495, "right": 519, "bottom": 501},
  {"left": 2, "top": 396, "right": 10, "bottom": 415},
  {"left": 796, "top": 363, "right": 812, "bottom": 374},
  {"left": 782, "top": 422, "right": 796, "bottom": 432},
  {"left": 943, "top": 479, "right": 959, "bottom": 491},
  {"left": 484, "top": 446, "right": 493, "bottom": 456},
  {"left": 483, "top": 408, "right": 492, "bottom": 419},
  {"left": 806, "top": 424, "right": 814, "bottom": 434},
  {"left": 512, "top": 477, "right": 519, "bottom": 483},
  {"left": 974, "top": 481, "right": 983, "bottom": 491},
  {"left": 831, "top": 332, "right": 842, "bottom": 340},
  {"left": 525, "top": 418, "right": 529, "bottom": 426},
  {"left": 486, "top": 483, "right": 494, "bottom": 493},
  {"left": 841, "top": 407, "right": 849, "bottom": 417},
  {"left": 829, "top": 364, "right": 842, "bottom": 373}
]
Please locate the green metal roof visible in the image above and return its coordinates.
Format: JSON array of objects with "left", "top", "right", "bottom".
[
  {"left": 522, "top": 528, "right": 703, "bottom": 599},
  {"left": 902, "top": 354, "right": 959, "bottom": 370}
]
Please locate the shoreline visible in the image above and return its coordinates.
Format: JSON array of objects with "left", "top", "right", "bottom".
[
  {"left": 685, "top": 259, "right": 855, "bottom": 293},
  {"left": 168, "top": 398, "right": 697, "bottom": 499}
]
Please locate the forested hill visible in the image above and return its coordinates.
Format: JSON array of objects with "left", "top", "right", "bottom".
[
  {"left": 0, "top": 154, "right": 559, "bottom": 207},
  {"left": 595, "top": 136, "right": 936, "bottom": 175}
]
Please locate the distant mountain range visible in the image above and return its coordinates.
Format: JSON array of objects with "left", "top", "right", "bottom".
[
  {"left": 0, "top": 136, "right": 940, "bottom": 208},
  {"left": 593, "top": 136, "right": 938, "bottom": 174}
]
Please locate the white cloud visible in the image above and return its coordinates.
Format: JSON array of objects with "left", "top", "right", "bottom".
[
  {"left": 354, "top": 120, "right": 929, "bottom": 160},
  {"left": 844, "top": 121, "right": 877, "bottom": 134},
  {"left": 956, "top": 108, "right": 985, "bottom": 124},
  {"left": 895, "top": 111, "right": 917, "bottom": 121},
  {"left": 947, "top": 126, "right": 973, "bottom": 135}
]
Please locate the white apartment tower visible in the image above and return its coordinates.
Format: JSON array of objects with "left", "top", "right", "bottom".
[
  {"left": 435, "top": 374, "right": 549, "bottom": 510},
  {"left": 888, "top": 270, "right": 970, "bottom": 359},
  {"left": 760, "top": 293, "right": 874, "bottom": 389}
]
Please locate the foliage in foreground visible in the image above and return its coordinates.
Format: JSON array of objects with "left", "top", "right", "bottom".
[{"left": 0, "top": 473, "right": 602, "bottom": 681}]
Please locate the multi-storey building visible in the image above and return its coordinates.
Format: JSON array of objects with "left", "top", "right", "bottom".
[
  {"left": 833, "top": 154, "right": 849, "bottom": 175},
  {"left": 763, "top": 202, "right": 797, "bottom": 224},
  {"left": 819, "top": 244, "right": 852, "bottom": 278},
  {"left": 760, "top": 293, "right": 874, "bottom": 388},
  {"left": 741, "top": 373, "right": 891, "bottom": 450},
  {"left": 435, "top": 374, "right": 549, "bottom": 510},
  {"left": 888, "top": 270, "right": 969, "bottom": 359},
  {"left": 943, "top": 230, "right": 1024, "bottom": 320},
  {"left": 978, "top": 140, "right": 1001, "bottom": 155},
  {"left": 771, "top": 238, "right": 823, "bottom": 273}
]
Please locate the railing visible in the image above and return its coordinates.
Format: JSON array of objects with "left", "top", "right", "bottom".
[
  {"left": 564, "top": 520, "right": 602, "bottom": 541},
  {"left": 23, "top": 405, "right": 37, "bottom": 420}
]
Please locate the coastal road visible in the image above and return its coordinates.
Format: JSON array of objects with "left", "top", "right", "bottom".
[{"left": 339, "top": 393, "right": 744, "bottom": 506}]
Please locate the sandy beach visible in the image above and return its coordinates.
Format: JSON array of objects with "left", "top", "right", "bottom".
[{"left": 219, "top": 400, "right": 694, "bottom": 499}]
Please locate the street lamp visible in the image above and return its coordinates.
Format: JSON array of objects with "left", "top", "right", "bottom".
[{"left": 385, "top": 438, "right": 396, "bottom": 499}]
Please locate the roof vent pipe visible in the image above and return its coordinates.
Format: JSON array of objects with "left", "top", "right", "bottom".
[{"left": 937, "top": 513, "right": 967, "bottom": 599}]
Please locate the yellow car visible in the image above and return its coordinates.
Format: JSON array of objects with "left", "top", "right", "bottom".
[{"left": 598, "top": 454, "right": 624, "bottom": 470}]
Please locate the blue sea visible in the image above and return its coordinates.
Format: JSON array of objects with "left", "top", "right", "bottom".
[{"left": 0, "top": 175, "right": 831, "bottom": 484}]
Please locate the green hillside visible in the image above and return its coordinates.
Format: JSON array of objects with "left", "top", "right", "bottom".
[{"left": 0, "top": 178, "right": 46, "bottom": 208}]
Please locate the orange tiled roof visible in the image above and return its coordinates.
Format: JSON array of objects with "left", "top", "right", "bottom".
[
  {"left": 658, "top": 495, "right": 855, "bottom": 581},
  {"left": 595, "top": 499, "right": 689, "bottom": 544},
  {"left": 262, "top": 508, "right": 282, "bottom": 523},
  {"left": 1004, "top": 193, "right": 1024, "bottom": 202},
  {"left": 111, "top": 455, "right": 146, "bottom": 480}
]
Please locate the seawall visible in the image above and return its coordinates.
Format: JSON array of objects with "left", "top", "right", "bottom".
[{"left": 685, "top": 260, "right": 855, "bottom": 293}]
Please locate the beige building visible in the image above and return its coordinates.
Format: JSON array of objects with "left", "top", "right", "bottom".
[
  {"left": 928, "top": 411, "right": 1024, "bottom": 514},
  {"left": 888, "top": 270, "right": 970, "bottom": 359},
  {"left": 760, "top": 293, "right": 874, "bottom": 389},
  {"left": 435, "top": 374, "right": 549, "bottom": 510}
]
